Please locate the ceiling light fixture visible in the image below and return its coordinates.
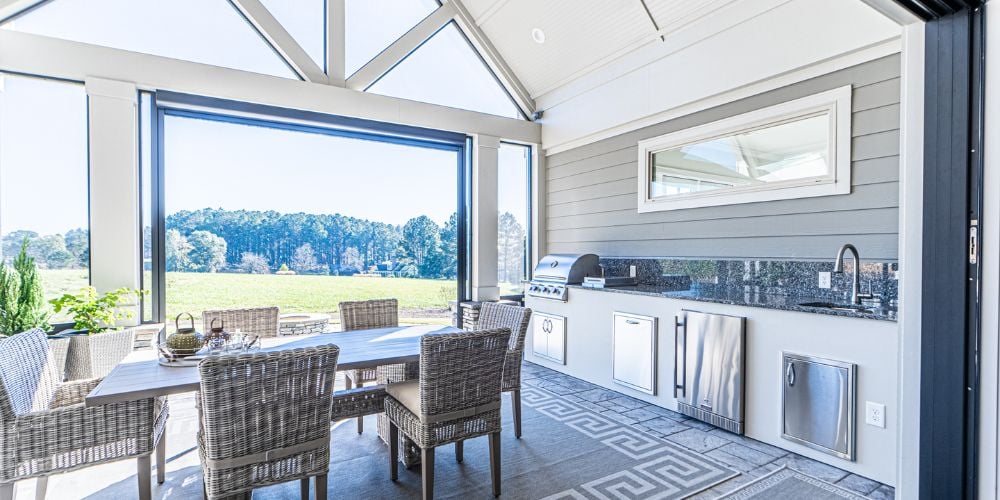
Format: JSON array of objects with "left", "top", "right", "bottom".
[{"left": 531, "top": 28, "right": 546, "bottom": 44}]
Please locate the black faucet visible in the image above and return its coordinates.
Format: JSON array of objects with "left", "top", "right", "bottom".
[{"left": 834, "top": 244, "right": 873, "bottom": 305}]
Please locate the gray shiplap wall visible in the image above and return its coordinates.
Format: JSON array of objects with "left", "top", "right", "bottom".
[{"left": 544, "top": 55, "right": 901, "bottom": 261}]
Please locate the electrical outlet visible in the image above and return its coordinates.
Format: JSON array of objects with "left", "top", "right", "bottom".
[
  {"left": 629, "top": 265, "right": 637, "bottom": 278},
  {"left": 866, "top": 401, "right": 886, "bottom": 428},
  {"left": 818, "top": 272, "right": 832, "bottom": 289}
]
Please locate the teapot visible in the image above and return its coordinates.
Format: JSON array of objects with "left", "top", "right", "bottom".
[{"left": 165, "top": 313, "right": 205, "bottom": 358}]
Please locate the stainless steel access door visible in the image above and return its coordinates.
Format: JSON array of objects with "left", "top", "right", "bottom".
[
  {"left": 781, "top": 353, "right": 856, "bottom": 461},
  {"left": 675, "top": 311, "right": 745, "bottom": 433}
]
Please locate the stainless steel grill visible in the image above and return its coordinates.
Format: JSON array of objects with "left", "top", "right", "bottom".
[{"left": 526, "top": 253, "right": 600, "bottom": 302}]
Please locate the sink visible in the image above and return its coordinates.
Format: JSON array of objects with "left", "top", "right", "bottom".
[{"left": 798, "top": 301, "right": 875, "bottom": 314}]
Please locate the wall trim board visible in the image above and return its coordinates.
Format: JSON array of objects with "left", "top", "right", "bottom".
[{"left": 543, "top": 38, "right": 900, "bottom": 155}]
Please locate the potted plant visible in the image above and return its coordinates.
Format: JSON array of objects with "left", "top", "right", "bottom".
[{"left": 50, "top": 286, "right": 144, "bottom": 380}]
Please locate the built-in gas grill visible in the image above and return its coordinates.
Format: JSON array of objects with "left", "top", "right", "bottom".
[{"left": 526, "top": 253, "right": 601, "bottom": 301}]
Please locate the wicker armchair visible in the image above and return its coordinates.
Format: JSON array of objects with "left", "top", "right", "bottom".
[
  {"left": 197, "top": 344, "right": 340, "bottom": 500},
  {"left": 201, "top": 306, "right": 280, "bottom": 338},
  {"left": 477, "top": 303, "right": 533, "bottom": 438},
  {"left": 385, "top": 328, "right": 511, "bottom": 499},
  {"left": 338, "top": 299, "right": 400, "bottom": 434},
  {"left": 0, "top": 329, "right": 168, "bottom": 500}
]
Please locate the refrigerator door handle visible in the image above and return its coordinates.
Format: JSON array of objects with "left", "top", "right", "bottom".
[{"left": 674, "top": 316, "right": 686, "bottom": 398}]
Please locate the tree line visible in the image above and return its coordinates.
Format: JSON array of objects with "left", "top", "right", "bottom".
[{"left": 3, "top": 207, "right": 527, "bottom": 283}]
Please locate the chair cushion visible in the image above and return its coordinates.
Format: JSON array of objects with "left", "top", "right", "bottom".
[{"left": 385, "top": 379, "right": 421, "bottom": 415}]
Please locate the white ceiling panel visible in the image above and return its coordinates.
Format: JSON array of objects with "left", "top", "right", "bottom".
[
  {"left": 644, "top": 0, "right": 740, "bottom": 33},
  {"left": 473, "top": 0, "right": 657, "bottom": 97}
]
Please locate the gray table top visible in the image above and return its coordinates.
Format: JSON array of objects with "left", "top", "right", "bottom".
[{"left": 85, "top": 324, "right": 461, "bottom": 407}]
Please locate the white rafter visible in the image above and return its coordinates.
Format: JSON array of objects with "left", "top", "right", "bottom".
[
  {"left": 325, "top": 0, "right": 346, "bottom": 85},
  {"left": 446, "top": 0, "right": 535, "bottom": 117},
  {"left": 229, "top": 0, "right": 328, "bottom": 84},
  {"left": 0, "top": 0, "right": 48, "bottom": 23},
  {"left": 346, "top": 2, "right": 457, "bottom": 91}
]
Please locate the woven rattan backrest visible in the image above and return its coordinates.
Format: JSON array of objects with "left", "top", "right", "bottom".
[
  {"left": 202, "top": 307, "right": 280, "bottom": 338},
  {"left": 198, "top": 345, "right": 340, "bottom": 463},
  {"left": 0, "top": 328, "right": 60, "bottom": 419},
  {"left": 477, "top": 303, "right": 532, "bottom": 352},
  {"left": 418, "top": 328, "right": 510, "bottom": 417},
  {"left": 338, "top": 299, "right": 398, "bottom": 332}
]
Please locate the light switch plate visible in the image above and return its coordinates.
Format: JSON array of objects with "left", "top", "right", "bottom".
[
  {"left": 818, "top": 272, "right": 832, "bottom": 289},
  {"left": 866, "top": 401, "right": 886, "bottom": 428},
  {"left": 629, "top": 265, "right": 637, "bottom": 278}
]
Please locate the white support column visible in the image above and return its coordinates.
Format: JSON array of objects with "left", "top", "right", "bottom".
[
  {"left": 325, "top": 0, "right": 346, "bottom": 86},
  {"left": 979, "top": 3, "right": 1000, "bottom": 498},
  {"left": 531, "top": 145, "right": 545, "bottom": 269},
  {"left": 472, "top": 134, "right": 499, "bottom": 302},
  {"left": 895, "top": 22, "right": 924, "bottom": 500},
  {"left": 85, "top": 77, "right": 140, "bottom": 323}
]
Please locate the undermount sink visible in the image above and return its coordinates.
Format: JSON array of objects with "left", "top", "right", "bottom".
[{"left": 798, "top": 301, "right": 875, "bottom": 314}]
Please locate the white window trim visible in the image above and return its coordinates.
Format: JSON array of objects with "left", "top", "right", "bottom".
[{"left": 636, "top": 85, "right": 853, "bottom": 213}]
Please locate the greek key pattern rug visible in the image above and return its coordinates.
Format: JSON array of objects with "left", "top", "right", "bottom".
[{"left": 522, "top": 385, "right": 739, "bottom": 499}]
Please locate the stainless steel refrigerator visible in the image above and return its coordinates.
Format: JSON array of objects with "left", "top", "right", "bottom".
[{"left": 674, "top": 310, "right": 746, "bottom": 434}]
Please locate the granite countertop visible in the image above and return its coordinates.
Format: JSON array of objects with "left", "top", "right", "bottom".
[{"left": 568, "top": 284, "right": 897, "bottom": 322}]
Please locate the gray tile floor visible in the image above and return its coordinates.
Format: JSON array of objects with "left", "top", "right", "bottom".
[
  {"left": 15, "top": 362, "right": 895, "bottom": 499},
  {"left": 519, "top": 362, "right": 896, "bottom": 500}
]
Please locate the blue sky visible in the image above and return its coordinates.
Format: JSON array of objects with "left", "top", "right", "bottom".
[{"left": 0, "top": 0, "right": 527, "bottom": 234}]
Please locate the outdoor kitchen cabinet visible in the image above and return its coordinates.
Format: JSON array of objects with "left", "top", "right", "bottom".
[{"left": 532, "top": 312, "right": 566, "bottom": 364}]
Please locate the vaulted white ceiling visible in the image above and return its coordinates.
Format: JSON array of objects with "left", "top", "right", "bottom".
[{"left": 460, "top": 0, "right": 738, "bottom": 98}]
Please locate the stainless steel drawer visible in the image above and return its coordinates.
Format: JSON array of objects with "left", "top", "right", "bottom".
[
  {"left": 781, "top": 353, "right": 857, "bottom": 461},
  {"left": 612, "top": 312, "right": 657, "bottom": 394}
]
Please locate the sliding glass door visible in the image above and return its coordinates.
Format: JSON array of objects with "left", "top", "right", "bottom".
[{"left": 144, "top": 98, "right": 467, "bottom": 331}]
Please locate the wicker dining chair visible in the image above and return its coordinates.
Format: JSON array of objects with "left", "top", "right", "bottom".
[
  {"left": 385, "top": 328, "right": 511, "bottom": 499},
  {"left": 201, "top": 306, "right": 280, "bottom": 338},
  {"left": 0, "top": 329, "right": 168, "bottom": 500},
  {"left": 197, "top": 344, "right": 340, "bottom": 500},
  {"left": 338, "top": 298, "right": 399, "bottom": 434},
  {"left": 477, "top": 302, "right": 533, "bottom": 438}
]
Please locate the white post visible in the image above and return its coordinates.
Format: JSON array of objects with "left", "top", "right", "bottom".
[
  {"left": 895, "top": 22, "right": 924, "bottom": 500},
  {"left": 979, "top": 3, "right": 1000, "bottom": 498},
  {"left": 472, "top": 134, "right": 499, "bottom": 302},
  {"left": 85, "top": 77, "right": 140, "bottom": 324}
]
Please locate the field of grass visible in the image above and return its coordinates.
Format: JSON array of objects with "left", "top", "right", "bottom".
[{"left": 40, "top": 269, "right": 455, "bottom": 327}]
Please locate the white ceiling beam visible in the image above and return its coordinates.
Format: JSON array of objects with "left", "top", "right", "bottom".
[
  {"left": 346, "top": 2, "right": 456, "bottom": 91},
  {"left": 0, "top": 0, "right": 47, "bottom": 23},
  {"left": 0, "top": 29, "right": 540, "bottom": 142},
  {"left": 325, "top": 0, "right": 346, "bottom": 86},
  {"left": 229, "top": 0, "right": 328, "bottom": 84},
  {"left": 447, "top": 0, "right": 536, "bottom": 117}
]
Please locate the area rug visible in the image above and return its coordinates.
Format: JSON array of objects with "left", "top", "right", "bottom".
[
  {"left": 313, "top": 384, "right": 738, "bottom": 499},
  {"left": 718, "top": 466, "right": 867, "bottom": 500}
]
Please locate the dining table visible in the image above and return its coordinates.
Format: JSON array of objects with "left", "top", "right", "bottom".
[{"left": 85, "top": 324, "right": 462, "bottom": 407}]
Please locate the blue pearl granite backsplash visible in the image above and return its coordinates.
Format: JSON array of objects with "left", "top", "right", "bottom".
[{"left": 599, "top": 257, "right": 898, "bottom": 305}]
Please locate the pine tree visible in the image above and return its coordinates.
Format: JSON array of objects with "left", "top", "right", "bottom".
[
  {"left": 0, "top": 263, "right": 20, "bottom": 336},
  {"left": 11, "top": 238, "right": 50, "bottom": 333}
]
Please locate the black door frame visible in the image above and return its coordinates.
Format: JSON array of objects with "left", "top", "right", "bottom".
[{"left": 897, "top": 0, "right": 986, "bottom": 497}]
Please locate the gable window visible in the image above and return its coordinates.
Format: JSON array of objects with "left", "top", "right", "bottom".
[
  {"left": 637, "top": 86, "right": 852, "bottom": 212},
  {"left": 1, "top": 0, "right": 297, "bottom": 79}
]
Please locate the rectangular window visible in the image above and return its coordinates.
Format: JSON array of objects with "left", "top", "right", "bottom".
[
  {"left": 638, "top": 86, "right": 852, "bottom": 212},
  {"left": 0, "top": 73, "right": 90, "bottom": 324},
  {"left": 497, "top": 143, "right": 530, "bottom": 297},
  {"left": 146, "top": 99, "right": 469, "bottom": 332}
]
